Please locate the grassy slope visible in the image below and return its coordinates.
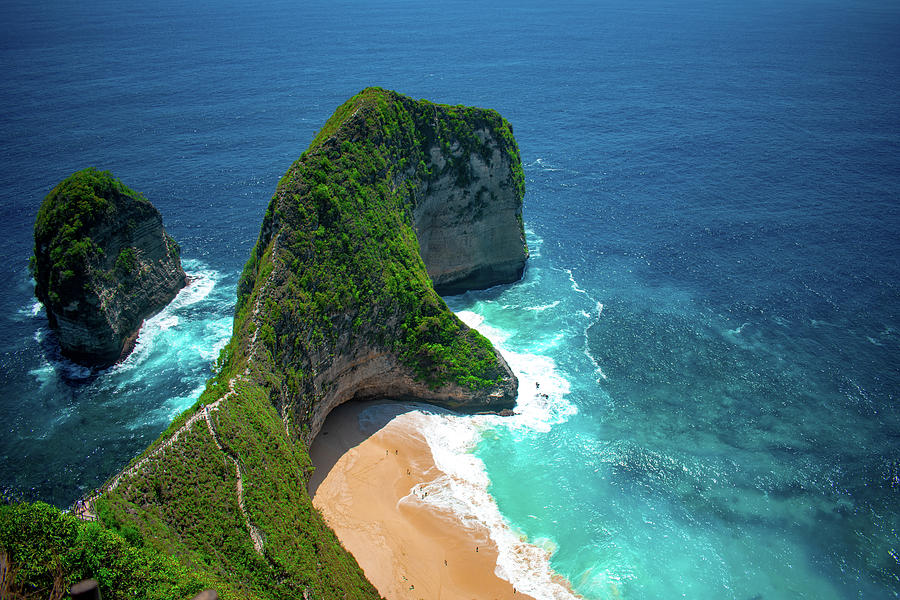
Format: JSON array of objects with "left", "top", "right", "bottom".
[{"left": 97, "top": 378, "right": 377, "bottom": 600}]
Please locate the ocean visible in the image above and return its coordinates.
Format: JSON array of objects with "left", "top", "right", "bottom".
[{"left": 1, "top": 0, "right": 898, "bottom": 598}]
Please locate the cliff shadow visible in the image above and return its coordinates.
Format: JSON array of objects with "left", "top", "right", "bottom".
[
  {"left": 36, "top": 327, "right": 103, "bottom": 387},
  {"left": 306, "top": 399, "right": 451, "bottom": 497}
]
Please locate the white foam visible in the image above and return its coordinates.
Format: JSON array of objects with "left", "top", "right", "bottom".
[
  {"left": 725, "top": 322, "right": 749, "bottom": 336},
  {"left": 564, "top": 268, "right": 588, "bottom": 296},
  {"left": 528, "top": 157, "right": 563, "bottom": 172},
  {"left": 154, "top": 315, "right": 181, "bottom": 331},
  {"left": 456, "top": 310, "right": 512, "bottom": 345},
  {"left": 562, "top": 271, "right": 608, "bottom": 383},
  {"left": 168, "top": 268, "right": 216, "bottom": 309},
  {"left": 525, "top": 300, "right": 560, "bottom": 312},
  {"left": 522, "top": 228, "right": 543, "bottom": 260},
  {"left": 28, "top": 360, "right": 56, "bottom": 388},
  {"left": 197, "top": 317, "right": 233, "bottom": 361},
  {"left": 29, "top": 353, "right": 92, "bottom": 384},
  {"left": 512, "top": 351, "right": 575, "bottom": 428},
  {"left": 16, "top": 300, "right": 44, "bottom": 319},
  {"left": 456, "top": 310, "right": 484, "bottom": 329},
  {"left": 529, "top": 331, "right": 565, "bottom": 354},
  {"left": 114, "top": 265, "right": 221, "bottom": 372},
  {"left": 373, "top": 308, "right": 581, "bottom": 599}
]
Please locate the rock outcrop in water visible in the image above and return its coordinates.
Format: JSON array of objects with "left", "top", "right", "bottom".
[
  {"left": 87, "top": 89, "right": 526, "bottom": 599},
  {"left": 236, "top": 87, "right": 527, "bottom": 440},
  {"left": 32, "top": 168, "right": 186, "bottom": 367}
]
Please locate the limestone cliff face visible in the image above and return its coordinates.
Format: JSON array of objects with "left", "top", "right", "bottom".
[
  {"left": 300, "top": 324, "right": 518, "bottom": 443},
  {"left": 233, "top": 88, "right": 526, "bottom": 442},
  {"left": 415, "top": 127, "right": 527, "bottom": 295},
  {"left": 32, "top": 168, "right": 186, "bottom": 367}
]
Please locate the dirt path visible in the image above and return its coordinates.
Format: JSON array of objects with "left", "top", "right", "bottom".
[{"left": 78, "top": 251, "right": 277, "bottom": 555}]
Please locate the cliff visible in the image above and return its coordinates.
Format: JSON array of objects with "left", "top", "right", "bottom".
[
  {"left": 32, "top": 168, "right": 187, "bottom": 367},
  {"left": 237, "top": 87, "right": 526, "bottom": 442},
  {"left": 54, "top": 89, "right": 527, "bottom": 599},
  {"left": 414, "top": 118, "right": 528, "bottom": 295}
]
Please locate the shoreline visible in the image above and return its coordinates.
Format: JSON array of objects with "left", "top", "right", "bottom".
[{"left": 309, "top": 400, "right": 535, "bottom": 600}]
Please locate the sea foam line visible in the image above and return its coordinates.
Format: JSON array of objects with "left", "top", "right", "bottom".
[
  {"left": 525, "top": 300, "right": 560, "bottom": 312},
  {"left": 114, "top": 265, "right": 222, "bottom": 373},
  {"left": 560, "top": 268, "right": 608, "bottom": 381},
  {"left": 379, "top": 309, "right": 582, "bottom": 599}
]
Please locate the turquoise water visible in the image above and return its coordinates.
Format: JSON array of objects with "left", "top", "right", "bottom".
[
  {"left": 446, "top": 227, "right": 897, "bottom": 598},
  {"left": 2, "top": 0, "right": 899, "bottom": 597}
]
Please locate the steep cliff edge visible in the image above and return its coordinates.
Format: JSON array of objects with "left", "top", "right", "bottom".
[
  {"left": 415, "top": 118, "right": 528, "bottom": 295},
  {"left": 236, "top": 87, "right": 526, "bottom": 441},
  {"left": 32, "top": 168, "right": 186, "bottom": 367},
  {"left": 85, "top": 90, "right": 527, "bottom": 599}
]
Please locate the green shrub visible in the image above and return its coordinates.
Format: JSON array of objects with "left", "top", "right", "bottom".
[
  {"left": 0, "top": 501, "right": 208, "bottom": 600},
  {"left": 115, "top": 247, "right": 137, "bottom": 274}
]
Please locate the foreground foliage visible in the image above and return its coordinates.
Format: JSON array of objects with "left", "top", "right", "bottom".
[{"left": 0, "top": 502, "right": 210, "bottom": 599}]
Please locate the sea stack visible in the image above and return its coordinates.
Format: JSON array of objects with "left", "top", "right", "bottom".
[
  {"left": 237, "top": 87, "right": 527, "bottom": 441},
  {"left": 32, "top": 168, "right": 186, "bottom": 367}
]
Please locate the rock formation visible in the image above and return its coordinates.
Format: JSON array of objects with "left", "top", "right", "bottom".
[
  {"left": 415, "top": 124, "right": 528, "bottom": 295},
  {"left": 32, "top": 168, "right": 186, "bottom": 367},
  {"left": 91, "top": 89, "right": 527, "bottom": 599},
  {"left": 235, "top": 87, "right": 527, "bottom": 441}
]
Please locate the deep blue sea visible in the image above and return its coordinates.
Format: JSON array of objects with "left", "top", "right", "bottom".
[{"left": 2, "top": 0, "right": 898, "bottom": 598}]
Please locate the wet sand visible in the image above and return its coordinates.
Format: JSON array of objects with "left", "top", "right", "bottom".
[{"left": 309, "top": 401, "right": 532, "bottom": 600}]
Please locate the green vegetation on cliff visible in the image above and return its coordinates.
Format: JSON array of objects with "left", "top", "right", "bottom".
[
  {"left": 234, "top": 87, "right": 523, "bottom": 394},
  {"left": 97, "top": 378, "right": 378, "bottom": 600},
  {"left": 31, "top": 167, "right": 186, "bottom": 366},
  {"left": 31, "top": 168, "right": 146, "bottom": 306}
]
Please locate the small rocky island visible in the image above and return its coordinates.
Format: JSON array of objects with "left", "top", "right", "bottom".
[{"left": 31, "top": 168, "right": 186, "bottom": 367}]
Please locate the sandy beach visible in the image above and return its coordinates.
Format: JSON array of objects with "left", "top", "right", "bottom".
[{"left": 309, "top": 401, "right": 533, "bottom": 600}]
